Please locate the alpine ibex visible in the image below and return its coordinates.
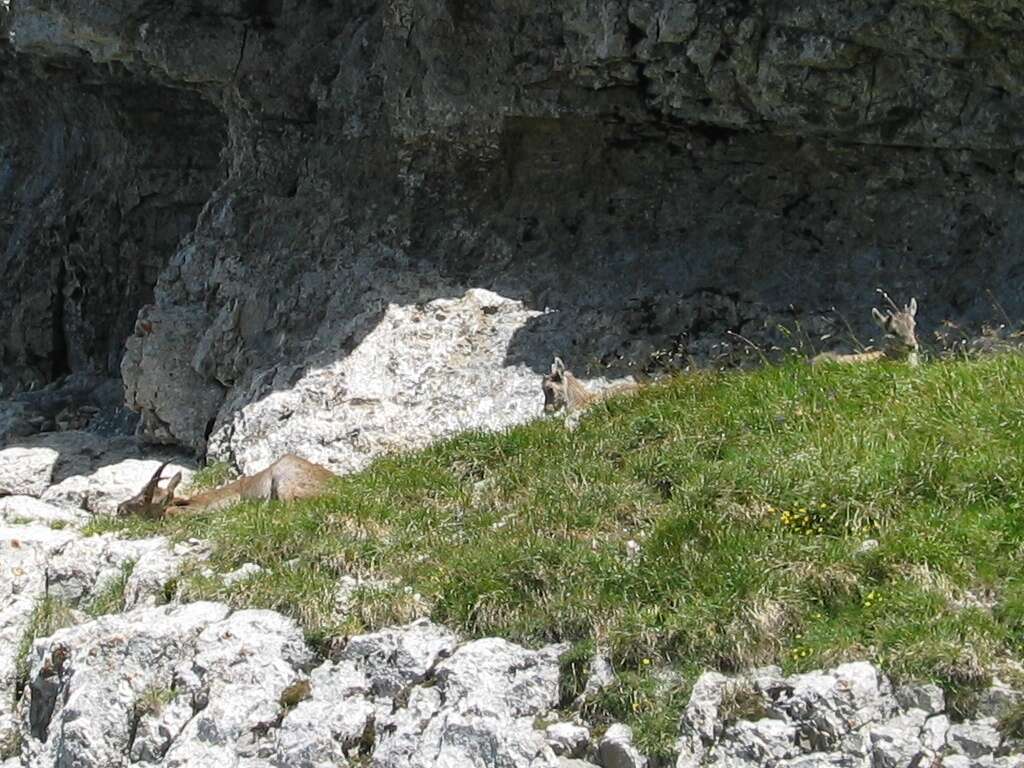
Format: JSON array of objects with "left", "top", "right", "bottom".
[
  {"left": 812, "top": 297, "right": 920, "bottom": 367},
  {"left": 541, "top": 357, "right": 639, "bottom": 427},
  {"left": 117, "top": 454, "right": 337, "bottom": 518}
]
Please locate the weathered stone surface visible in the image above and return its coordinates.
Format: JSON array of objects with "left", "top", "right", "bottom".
[
  {"left": 373, "top": 637, "right": 565, "bottom": 768},
  {"left": 338, "top": 617, "right": 459, "bottom": 698},
  {"left": 5, "top": 0, "right": 1024, "bottom": 468},
  {"left": 868, "top": 722, "right": 925, "bottom": 768},
  {"left": 221, "top": 561, "right": 263, "bottom": 587},
  {"left": 674, "top": 662, "right": 1014, "bottom": 768},
  {"left": 0, "top": 518, "right": 208, "bottom": 761},
  {"left": 20, "top": 602, "right": 233, "bottom": 767},
  {"left": 0, "top": 496, "right": 84, "bottom": 528},
  {"left": 546, "top": 721, "right": 591, "bottom": 758},
  {"left": 0, "top": 446, "right": 57, "bottom": 497},
  {"left": 160, "top": 609, "right": 316, "bottom": 767},
  {"left": 4, "top": 604, "right": 572, "bottom": 768},
  {"left": 895, "top": 682, "right": 945, "bottom": 716},
  {"left": 273, "top": 659, "right": 375, "bottom": 768},
  {"left": 0, "top": 375, "right": 139, "bottom": 446},
  {"left": 598, "top": 723, "right": 648, "bottom": 768},
  {"left": 947, "top": 720, "right": 1003, "bottom": 758},
  {"left": 206, "top": 288, "right": 556, "bottom": 474},
  {"left": 124, "top": 537, "right": 208, "bottom": 610}
]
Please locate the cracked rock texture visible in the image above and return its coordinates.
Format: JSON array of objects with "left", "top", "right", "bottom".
[
  {"left": 674, "top": 662, "right": 1024, "bottom": 768},
  {"left": 14, "top": 607, "right": 567, "bottom": 768},
  {"left": 3, "top": 1, "right": 1024, "bottom": 465}
]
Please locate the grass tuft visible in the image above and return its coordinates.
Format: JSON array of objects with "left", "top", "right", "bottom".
[
  {"left": 85, "top": 561, "right": 135, "bottom": 617},
  {"left": 134, "top": 684, "right": 178, "bottom": 718},
  {"left": 94, "top": 354, "right": 1024, "bottom": 754}
]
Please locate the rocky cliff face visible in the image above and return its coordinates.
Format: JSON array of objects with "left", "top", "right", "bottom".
[{"left": 3, "top": 1, "right": 1024, "bottom": 463}]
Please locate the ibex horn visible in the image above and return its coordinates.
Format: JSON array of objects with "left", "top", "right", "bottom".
[
  {"left": 143, "top": 461, "right": 172, "bottom": 504},
  {"left": 876, "top": 288, "right": 900, "bottom": 313}
]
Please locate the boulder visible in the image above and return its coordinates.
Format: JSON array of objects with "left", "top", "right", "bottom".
[
  {"left": 546, "top": 721, "right": 591, "bottom": 758},
  {"left": 206, "top": 289, "right": 555, "bottom": 475},
  {"left": 598, "top": 723, "right": 648, "bottom": 768}
]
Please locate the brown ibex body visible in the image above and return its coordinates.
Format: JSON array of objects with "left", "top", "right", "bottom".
[
  {"left": 812, "top": 297, "right": 920, "bottom": 367},
  {"left": 117, "top": 454, "right": 337, "bottom": 518},
  {"left": 541, "top": 357, "right": 640, "bottom": 427}
]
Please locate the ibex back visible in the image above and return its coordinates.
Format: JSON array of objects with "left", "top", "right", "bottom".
[
  {"left": 812, "top": 297, "right": 920, "bottom": 367},
  {"left": 117, "top": 454, "right": 337, "bottom": 518}
]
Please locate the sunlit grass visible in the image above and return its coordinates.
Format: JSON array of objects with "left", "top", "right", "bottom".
[{"left": 93, "top": 353, "right": 1024, "bottom": 757}]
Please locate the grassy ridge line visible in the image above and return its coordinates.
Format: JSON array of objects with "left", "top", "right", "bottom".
[{"left": 89, "top": 354, "right": 1024, "bottom": 756}]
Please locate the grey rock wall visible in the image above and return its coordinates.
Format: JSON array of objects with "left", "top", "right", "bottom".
[{"left": 2, "top": 1, "right": 1024, "bottom": 460}]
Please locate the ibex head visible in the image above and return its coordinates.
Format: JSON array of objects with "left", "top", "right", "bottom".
[
  {"left": 542, "top": 356, "right": 570, "bottom": 413},
  {"left": 872, "top": 296, "right": 919, "bottom": 359},
  {"left": 117, "top": 462, "right": 182, "bottom": 518}
]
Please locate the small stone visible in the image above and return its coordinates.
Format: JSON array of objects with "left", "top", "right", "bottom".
[
  {"left": 976, "top": 680, "right": 1023, "bottom": 719},
  {"left": 598, "top": 723, "right": 647, "bottom": 768},
  {"left": 895, "top": 683, "right": 945, "bottom": 715},
  {"left": 222, "top": 562, "right": 263, "bottom": 586},
  {"left": 856, "top": 538, "right": 879, "bottom": 554},
  {"left": 947, "top": 720, "right": 1001, "bottom": 758},
  {"left": 869, "top": 723, "right": 925, "bottom": 768},
  {"left": 546, "top": 721, "right": 590, "bottom": 757},
  {"left": 920, "top": 714, "right": 950, "bottom": 752},
  {"left": 578, "top": 651, "right": 616, "bottom": 701}
]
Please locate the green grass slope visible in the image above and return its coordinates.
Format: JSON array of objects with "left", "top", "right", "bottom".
[{"left": 90, "top": 354, "right": 1024, "bottom": 757}]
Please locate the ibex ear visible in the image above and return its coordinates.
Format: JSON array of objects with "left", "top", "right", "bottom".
[
  {"left": 552, "top": 356, "right": 566, "bottom": 376},
  {"left": 907, "top": 297, "right": 917, "bottom": 317},
  {"left": 871, "top": 307, "right": 887, "bottom": 328}
]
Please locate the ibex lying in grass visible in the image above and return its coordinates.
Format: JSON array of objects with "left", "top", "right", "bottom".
[
  {"left": 117, "top": 454, "right": 337, "bottom": 518},
  {"left": 541, "top": 357, "right": 639, "bottom": 427},
  {"left": 812, "top": 297, "right": 920, "bottom": 367}
]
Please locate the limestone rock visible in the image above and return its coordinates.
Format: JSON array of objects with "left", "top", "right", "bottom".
[
  {"left": 895, "top": 682, "right": 945, "bottom": 716},
  {"left": 946, "top": 720, "right": 1002, "bottom": 758},
  {"left": 868, "top": 723, "right": 925, "bottom": 768},
  {"left": 546, "top": 721, "right": 591, "bottom": 758},
  {"left": 206, "top": 289, "right": 556, "bottom": 475},
  {"left": 673, "top": 662, "right": 1015, "bottom": 767},
  {"left": 20, "top": 602, "right": 232, "bottom": 767},
  {"left": 338, "top": 617, "right": 459, "bottom": 697},
  {"left": 221, "top": 561, "right": 263, "bottom": 587},
  {"left": 0, "top": 496, "right": 85, "bottom": 528},
  {"left": 373, "top": 637, "right": 565, "bottom": 768},
  {"left": 598, "top": 723, "right": 648, "bottom": 768},
  {"left": 0, "top": 445, "right": 57, "bottom": 497},
  {"left": 124, "top": 537, "right": 209, "bottom": 609},
  {"left": 273, "top": 660, "right": 375, "bottom": 768}
]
